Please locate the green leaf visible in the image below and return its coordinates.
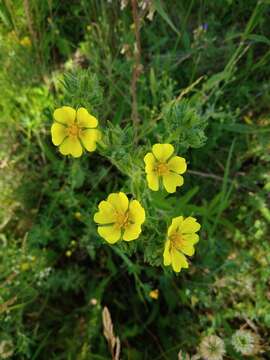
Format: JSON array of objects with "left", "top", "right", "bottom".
[
  {"left": 153, "top": 0, "right": 180, "bottom": 36},
  {"left": 246, "top": 34, "right": 270, "bottom": 46},
  {"left": 220, "top": 124, "right": 270, "bottom": 134}
]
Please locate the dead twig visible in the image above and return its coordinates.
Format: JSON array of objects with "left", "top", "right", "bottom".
[
  {"left": 0, "top": 296, "right": 17, "bottom": 314},
  {"left": 130, "top": 0, "right": 143, "bottom": 140},
  {"left": 23, "top": 0, "right": 37, "bottom": 45},
  {"left": 188, "top": 169, "right": 227, "bottom": 182}
]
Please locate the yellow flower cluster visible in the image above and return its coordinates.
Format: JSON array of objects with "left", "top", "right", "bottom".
[{"left": 51, "top": 107, "right": 201, "bottom": 273}]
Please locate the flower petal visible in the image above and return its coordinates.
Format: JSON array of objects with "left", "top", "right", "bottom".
[
  {"left": 94, "top": 201, "right": 116, "bottom": 224},
  {"left": 152, "top": 143, "right": 174, "bottom": 162},
  {"left": 179, "top": 243, "right": 195, "bottom": 256},
  {"left": 146, "top": 172, "right": 159, "bottom": 191},
  {"left": 162, "top": 173, "right": 184, "bottom": 193},
  {"left": 97, "top": 225, "right": 121, "bottom": 244},
  {"left": 77, "top": 107, "right": 98, "bottom": 128},
  {"left": 54, "top": 106, "right": 76, "bottom": 125},
  {"left": 59, "top": 136, "right": 83, "bottom": 158},
  {"left": 123, "top": 224, "right": 141, "bottom": 241},
  {"left": 79, "top": 129, "right": 101, "bottom": 152},
  {"left": 168, "top": 216, "right": 184, "bottom": 236},
  {"left": 144, "top": 152, "right": 156, "bottom": 173},
  {"left": 181, "top": 217, "right": 201, "bottom": 233},
  {"left": 167, "top": 156, "right": 187, "bottom": 174},
  {"left": 107, "top": 192, "right": 129, "bottom": 214},
  {"left": 171, "top": 249, "right": 188, "bottom": 272},
  {"left": 163, "top": 240, "right": 171, "bottom": 266},
  {"left": 51, "top": 122, "right": 67, "bottom": 146},
  {"left": 128, "top": 200, "right": 145, "bottom": 225},
  {"left": 183, "top": 233, "right": 199, "bottom": 244}
]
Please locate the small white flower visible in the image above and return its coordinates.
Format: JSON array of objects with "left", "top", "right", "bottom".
[
  {"left": 199, "top": 335, "right": 225, "bottom": 360},
  {"left": 120, "top": 0, "right": 128, "bottom": 10},
  {"left": 0, "top": 340, "right": 14, "bottom": 359},
  {"left": 231, "top": 329, "right": 259, "bottom": 356}
]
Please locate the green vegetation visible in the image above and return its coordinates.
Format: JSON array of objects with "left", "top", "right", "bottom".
[{"left": 0, "top": 0, "right": 269, "bottom": 359}]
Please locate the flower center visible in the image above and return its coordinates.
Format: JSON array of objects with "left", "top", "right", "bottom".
[
  {"left": 156, "top": 162, "right": 169, "bottom": 176},
  {"left": 68, "top": 124, "right": 80, "bottom": 137},
  {"left": 170, "top": 232, "right": 184, "bottom": 249},
  {"left": 116, "top": 212, "right": 130, "bottom": 229}
]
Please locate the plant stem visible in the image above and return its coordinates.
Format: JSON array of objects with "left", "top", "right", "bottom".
[{"left": 130, "top": 0, "right": 143, "bottom": 141}]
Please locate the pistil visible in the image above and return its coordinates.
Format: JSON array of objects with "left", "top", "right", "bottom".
[
  {"left": 156, "top": 162, "right": 169, "bottom": 176},
  {"left": 170, "top": 232, "right": 184, "bottom": 249},
  {"left": 68, "top": 124, "right": 80, "bottom": 137},
  {"left": 116, "top": 212, "right": 130, "bottom": 229}
]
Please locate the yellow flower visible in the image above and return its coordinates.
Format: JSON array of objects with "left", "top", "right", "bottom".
[
  {"left": 144, "top": 143, "right": 187, "bottom": 193},
  {"left": 51, "top": 106, "right": 101, "bottom": 158},
  {"left": 149, "top": 289, "right": 159, "bottom": 299},
  {"left": 163, "top": 216, "right": 200, "bottom": 272},
  {"left": 20, "top": 262, "right": 30, "bottom": 271},
  {"left": 20, "top": 36, "right": 31, "bottom": 47},
  {"left": 94, "top": 192, "right": 145, "bottom": 244},
  {"left": 74, "top": 211, "right": 82, "bottom": 220}
]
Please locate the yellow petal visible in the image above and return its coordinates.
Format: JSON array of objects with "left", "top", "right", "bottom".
[
  {"left": 97, "top": 225, "right": 121, "bottom": 244},
  {"left": 77, "top": 107, "right": 98, "bottom": 128},
  {"left": 163, "top": 240, "right": 171, "bottom": 266},
  {"left": 51, "top": 122, "right": 67, "bottom": 146},
  {"left": 162, "top": 173, "right": 184, "bottom": 193},
  {"left": 179, "top": 243, "right": 195, "bottom": 256},
  {"left": 181, "top": 217, "right": 201, "bottom": 233},
  {"left": 123, "top": 224, "right": 141, "bottom": 241},
  {"left": 128, "top": 200, "right": 145, "bottom": 225},
  {"left": 94, "top": 201, "right": 116, "bottom": 224},
  {"left": 54, "top": 106, "right": 76, "bottom": 125},
  {"left": 107, "top": 192, "right": 129, "bottom": 214},
  {"left": 146, "top": 172, "right": 159, "bottom": 191},
  {"left": 171, "top": 249, "right": 188, "bottom": 272},
  {"left": 144, "top": 152, "right": 156, "bottom": 173},
  {"left": 183, "top": 233, "right": 199, "bottom": 244},
  {"left": 79, "top": 129, "right": 101, "bottom": 152},
  {"left": 152, "top": 143, "right": 174, "bottom": 162},
  {"left": 167, "top": 156, "right": 187, "bottom": 174},
  {"left": 59, "top": 136, "right": 83, "bottom": 158},
  {"left": 168, "top": 216, "right": 184, "bottom": 236}
]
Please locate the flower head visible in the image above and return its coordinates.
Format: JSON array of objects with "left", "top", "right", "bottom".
[
  {"left": 20, "top": 36, "right": 31, "bottom": 47},
  {"left": 94, "top": 192, "right": 145, "bottom": 244},
  {"left": 199, "top": 335, "right": 225, "bottom": 360},
  {"left": 51, "top": 106, "right": 101, "bottom": 158},
  {"left": 163, "top": 216, "right": 200, "bottom": 272},
  {"left": 149, "top": 289, "right": 159, "bottom": 300},
  {"left": 231, "top": 329, "right": 259, "bottom": 356},
  {"left": 0, "top": 340, "right": 14, "bottom": 359},
  {"left": 144, "top": 143, "right": 187, "bottom": 193}
]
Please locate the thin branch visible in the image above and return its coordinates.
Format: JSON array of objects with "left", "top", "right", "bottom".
[
  {"left": 130, "top": 0, "right": 143, "bottom": 139},
  {"left": 23, "top": 0, "right": 37, "bottom": 44},
  {"left": 188, "top": 170, "right": 250, "bottom": 189},
  {"left": 188, "top": 170, "right": 226, "bottom": 182}
]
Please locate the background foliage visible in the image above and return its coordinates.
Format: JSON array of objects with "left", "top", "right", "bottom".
[{"left": 0, "top": 0, "right": 270, "bottom": 359}]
